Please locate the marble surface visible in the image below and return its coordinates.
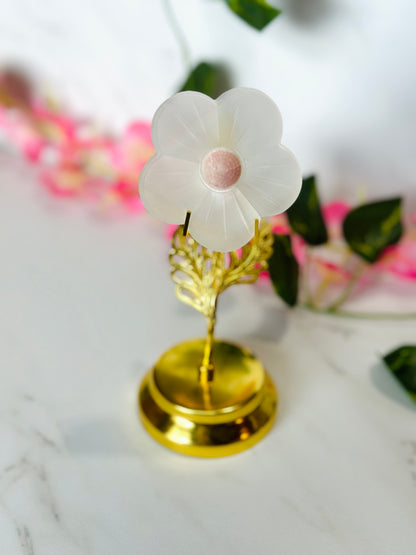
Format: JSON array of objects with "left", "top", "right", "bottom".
[{"left": 0, "top": 157, "right": 415, "bottom": 555}]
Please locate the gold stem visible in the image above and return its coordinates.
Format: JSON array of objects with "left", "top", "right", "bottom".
[
  {"left": 200, "top": 314, "right": 216, "bottom": 383},
  {"left": 199, "top": 292, "right": 218, "bottom": 392},
  {"left": 198, "top": 311, "right": 216, "bottom": 410}
]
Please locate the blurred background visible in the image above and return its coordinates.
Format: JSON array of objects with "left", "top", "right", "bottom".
[{"left": 0, "top": 0, "right": 415, "bottom": 203}]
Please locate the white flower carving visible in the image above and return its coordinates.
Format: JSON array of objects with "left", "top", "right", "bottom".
[{"left": 139, "top": 88, "right": 301, "bottom": 252}]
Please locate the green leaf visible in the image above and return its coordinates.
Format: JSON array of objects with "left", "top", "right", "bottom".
[
  {"left": 268, "top": 234, "right": 299, "bottom": 306},
  {"left": 179, "top": 62, "right": 218, "bottom": 98},
  {"left": 225, "top": 0, "right": 281, "bottom": 31},
  {"left": 383, "top": 346, "right": 416, "bottom": 402},
  {"left": 286, "top": 175, "right": 328, "bottom": 245},
  {"left": 343, "top": 198, "right": 403, "bottom": 264}
]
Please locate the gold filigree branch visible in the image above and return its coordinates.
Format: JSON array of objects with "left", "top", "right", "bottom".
[{"left": 169, "top": 220, "right": 273, "bottom": 385}]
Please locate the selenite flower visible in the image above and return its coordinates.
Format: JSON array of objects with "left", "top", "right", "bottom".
[{"left": 139, "top": 88, "right": 302, "bottom": 252}]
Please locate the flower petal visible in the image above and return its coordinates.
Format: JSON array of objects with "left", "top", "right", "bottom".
[
  {"left": 239, "top": 145, "right": 302, "bottom": 217},
  {"left": 322, "top": 201, "right": 351, "bottom": 226},
  {"left": 152, "top": 91, "right": 219, "bottom": 162},
  {"left": 322, "top": 201, "right": 351, "bottom": 239},
  {"left": 113, "top": 120, "right": 154, "bottom": 178},
  {"left": 189, "top": 188, "right": 260, "bottom": 252},
  {"left": 139, "top": 154, "right": 205, "bottom": 224},
  {"left": 217, "top": 88, "right": 283, "bottom": 159},
  {"left": 377, "top": 236, "right": 416, "bottom": 280}
]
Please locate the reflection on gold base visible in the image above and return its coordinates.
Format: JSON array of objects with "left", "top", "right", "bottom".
[{"left": 138, "top": 339, "right": 277, "bottom": 458}]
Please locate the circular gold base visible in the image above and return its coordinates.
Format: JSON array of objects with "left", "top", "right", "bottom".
[{"left": 138, "top": 339, "right": 277, "bottom": 457}]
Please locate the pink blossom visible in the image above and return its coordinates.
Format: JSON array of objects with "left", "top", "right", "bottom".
[
  {"left": 268, "top": 201, "right": 353, "bottom": 285},
  {"left": 165, "top": 224, "right": 178, "bottom": 238},
  {"left": 112, "top": 121, "right": 154, "bottom": 181},
  {"left": 41, "top": 163, "right": 88, "bottom": 197},
  {"left": 108, "top": 121, "right": 153, "bottom": 210},
  {"left": 322, "top": 201, "right": 350, "bottom": 238},
  {"left": 106, "top": 179, "right": 144, "bottom": 212},
  {"left": 314, "top": 257, "right": 353, "bottom": 283},
  {"left": 0, "top": 108, "right": 45, "bottom": 161},
  {"left": 300, "top": 201, "right": 351, "bottom": 282},
  {"left": 291, "top": 234, "right": 307, "bottom": 265},
  {"left": 270, "top": 213, "right": 290, "bottom": 235},
  {"left": 32, "top": 105, "right": 77, "bottom": 149},
  {"left": 377, "top": 227, "right": 416, "bottom": 280}
]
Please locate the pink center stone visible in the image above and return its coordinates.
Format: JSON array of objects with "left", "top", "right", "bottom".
[{"left": 201, "top": 148, "right": 242, "bottom": 190}]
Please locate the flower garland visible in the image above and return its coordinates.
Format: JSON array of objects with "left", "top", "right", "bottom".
[
  {"left": 0, "top": 69, "right": 153, "bottom": 212},
  {"left": 267, "top": 201, "right": 416, "bottom": 315}
]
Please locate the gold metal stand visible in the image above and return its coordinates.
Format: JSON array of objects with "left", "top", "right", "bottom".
[{"left": 138, "top": 221, "right": 277, "bottom": 457}]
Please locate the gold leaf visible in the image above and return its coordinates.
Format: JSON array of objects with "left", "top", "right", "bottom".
[{"left": 169, "top": 221, "right": 273, "bottom": 319}]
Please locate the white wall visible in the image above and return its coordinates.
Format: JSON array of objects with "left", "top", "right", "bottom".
[{"left": 0, "top": 0, "right": 415, "bottom": 204}]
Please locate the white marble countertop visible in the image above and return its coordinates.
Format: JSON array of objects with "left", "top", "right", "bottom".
[{"left": 1, "top": 157, "right": 415, "bottom": 555}]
